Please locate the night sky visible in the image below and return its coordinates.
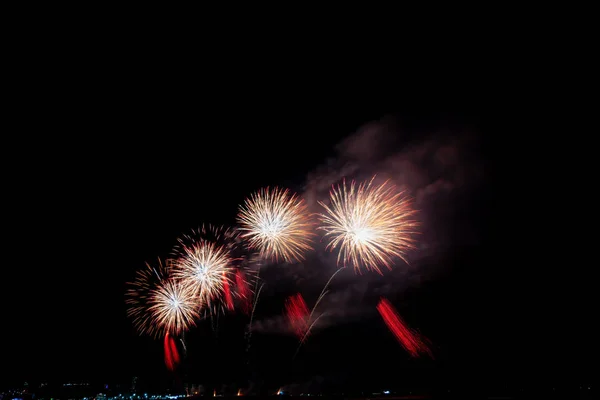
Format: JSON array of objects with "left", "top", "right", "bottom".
[{"left": 1, "top": 73, "right": 591, "bottom": 393}]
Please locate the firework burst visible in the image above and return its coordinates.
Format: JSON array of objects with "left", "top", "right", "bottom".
[
  {"left": 172, "top": 240, "right": 233, "bottom": 310},
  {"left": 148, "top": 279, "right": 200, "bottom": 336},
  {"left": 172, "top": 225, "right": 255, "bottom": 316},
  {"left": 126, "top": 259, "right": 172, "bottom": 337},
  {"left": 318, "top": 177, "right": 418, "bottom": 274},
  {"left": 237, "top": 187, "right": 314, "bottom": 263}
]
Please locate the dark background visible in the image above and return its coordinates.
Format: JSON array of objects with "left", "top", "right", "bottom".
[{"left": 1, "top": 33, "right": 594, "bottom": 394}]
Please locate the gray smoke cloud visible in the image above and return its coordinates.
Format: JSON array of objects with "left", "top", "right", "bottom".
[{"left": 252, "top": 115, "right": 484, "bottom": 336}]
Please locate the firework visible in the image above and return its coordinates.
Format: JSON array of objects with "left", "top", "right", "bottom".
[
  {"left": 126, "top": 259, "right": 172, "bottom": 337},
  {"left": 148, "top": 278, "right": 200, "bottom": 336},
  {"left": 237, "top": 187, "right": 314, "bottom": 263},
  {"left": 292, "top": 269, "right": 345, "bottom": 359},
  {"left": 172, "top": 225, "right": 255, "bottom": 316},
  {"left": 285, "top": 293, "right": 309, "bottom": 338},
  {"left": 223, "top": 273, "right": 234, "bottom": 311},
  {"left": 164, "top": 332, "right": 180, "bottom": 371},
  {"left": 376, "top": 297, "right": 432, "bottom": 358},
  {"left": 318, "top": 177, "right": 418, "bottom": 274},
  {"left": 236, "top": 269, "right": 252, "bottom": 314},
  {"left": 172, "top": 239, "right": 234, "bottom": 310},
  {"left": 245, "top": 282, "right": 264, "bottom": 356}
]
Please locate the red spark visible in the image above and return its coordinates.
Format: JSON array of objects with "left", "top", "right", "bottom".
[
  {"left": 236, "top": 269, "right": 251, "bottom": 314},
  {"left": 376, "top": 297, "right": 433, "bottom": 358},
  {"left": 223, "top": 272, "right": 234, "bottom": 311},
  {"left": 169, "top": 335, "right": 180, "bottom": 364},
  {"left": 163, "top": 332, "right": 180, "bottom": 370},
  {"left": 285, "top": 293, "right": 309, "bottom": 338}
]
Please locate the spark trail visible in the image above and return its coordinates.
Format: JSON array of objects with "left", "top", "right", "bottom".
[
  {"left": 285, "top": 293, "right": 309, "bottom": 338},
  {"left": 308, "top": 267, "right": 345, "bottom": 323},
  {"left": 223, "top": 273, "right": 234, "bottom": 311},
  {"left": 164, "top": 332, "right": 180, "bottom": 371},
  {"left": 293, "top": 312, "right": 328, "bottom": 360},
  {"left": 292, "top": 267, "right": 345, "bottom": 359},
  {"left": 245, "top": 282, "right": 264, "bottom": 359},
  {"left": 376, "top": 297, "right": 432, "bottom": 358},
  {"left": 236, "top": 269, "right": 252, "bottom": 314}
]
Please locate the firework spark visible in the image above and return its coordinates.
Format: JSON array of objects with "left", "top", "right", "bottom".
[
  {"left": 245, "top": 282, "right": 264, "bottom": 357},
  {"left": 164, "top": 334, "right": 173, "bottom": 370},
  {"left": 292, "top": 268, "right": 345, "bottom": 359},
  {"left": 126, "top": 259, "right": 172, "bottom": 337},
  {"left": 164, "top": 332, "right": 180, "bottom": 371},
  {"left": 236, "top": 269, "right": 252, "bottom": 314},
  {"left": 148, "top": 279, "right": 200, "bottom": 336},
  {"left": 223, "top": 272, "right": 234, "bottom": 311},
  {"left": 237, "top": 187, "right": 314, "bottom": 263},
  {"left": 285, "top": 293, "right": 309, "bottom": 338},
  {"left": 319, "top": 177, "right": 418, "bottom": 274},
  {"left": 376, "top": 297, "right": 432, "bottom": 358}
]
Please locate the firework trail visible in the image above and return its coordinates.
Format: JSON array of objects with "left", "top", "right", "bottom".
[
  {"left": 223, "top": 273, "right": 234, "bottom": 311},
  {"left": 285, "top": 293, "right": 309, "bottom": 338},
  {"left": 308, "top": 267, "right": 345, "bottom": 323},
  {"left": 293, "top": 312, "right": 328, "bottom": 359},
  {"left": 247, "top": 282, "right": 264, "bottom": 337},
  {"left": 164, "top": 332, "right": 180, "bottom": 371},
  {"left": 244, "top": 253, "right": 266, "bottom": 366},
  {"left": 236, "top": 269, "right": 252, "bottom": 314},
  {"left": 164, "top": 334, "right": 173, "bottom": 370},
  {"left": 247, "top": 255, "right": 265, "bottom": 327},
  {"left": 126, "top": 259, "right": 172, "bottom": 337},
  {"left": 319, "top": 176, "right": 418, "bottom": 275},
  {"left": 180, "top": 336, "right": 187, "bottom": 356},
  {"left": 376, "top": 297, "right": 432, "bottom": 358},
  {"left": 245, "top": 282, "right": 264, "bottom": 359},
  {"left": 148, "top": 279, "right": 201, "bottom": 336},
  {"left": 237, "top": 187, "right": 315, "bottom": 263},
  {"left": 291, "top": 268, "right": 345, "bottom": 359}
]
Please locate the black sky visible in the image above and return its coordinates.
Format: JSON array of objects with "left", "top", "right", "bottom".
[{"left": 2, "top": 54, "right": 591, "bottom": 393}]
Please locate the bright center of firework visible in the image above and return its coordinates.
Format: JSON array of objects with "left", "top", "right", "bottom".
[
  {"left": 193, "top": 264, "right": 209, "bottom": 281},
  {"left": 170, "top": 296, "right": 181, "bottom": 309},
  {"left": 261, "top": 217, "right": 286, "bottom": 237},
  {"left": 353, "top": 227, "right": 374, "bottom": 242}
]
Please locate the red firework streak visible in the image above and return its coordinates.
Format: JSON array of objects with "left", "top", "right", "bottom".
[
  {"left": 163, "top": 333, "right": 180, "bottom": 370},
  {"left": 236, "top": 269, "right": 251, "bottom": 314},
  {"left": 376, "top": 297, "right": 433, "bottom": 358},
  {"left": 285, "top": 293, "right": 309, "bottom": 338},
  {"left": 223, "top": 272, "right": 234, "bottom": 311}
]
